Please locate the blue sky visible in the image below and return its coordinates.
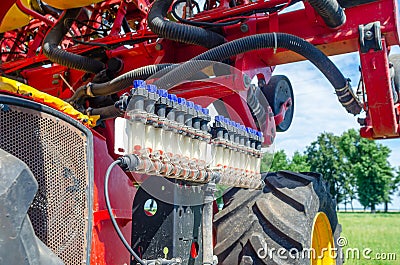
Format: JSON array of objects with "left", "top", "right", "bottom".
[{"left": 272, "top": 46, "right": 400, "bottom": 210}]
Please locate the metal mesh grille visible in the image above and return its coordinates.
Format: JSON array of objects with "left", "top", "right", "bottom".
[{"left": 0, "top": 104, "right": 90, "bottom": 265}]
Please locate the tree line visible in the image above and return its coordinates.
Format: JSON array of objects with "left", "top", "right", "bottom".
[{"left": 261, "top": 129, "right": 400, "bottom": 212}]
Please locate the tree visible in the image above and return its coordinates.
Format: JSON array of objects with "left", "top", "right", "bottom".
[
  {"left": 288, "top": 151, "right": 311, "bottom": 172},
  {"left": 385, "top": 167, "right": 400, "bottom": 212},
  {"left": 305, "top": 132, "right": 345, "bottom": 207},
  {"left": 340, "top": 129, "right": 394, "bottom": 213},
  {"left": 338, "top": 129, "right": 359, "bottom": 211},
  {"left": 267, "top": 150, "right": 290, "bottom": 171},
  {"left": 261, "top": 150, "right": 311, "bottom": 173}
]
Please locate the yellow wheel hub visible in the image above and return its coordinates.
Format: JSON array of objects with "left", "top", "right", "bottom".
[{"left": 311, "top": 212, "right": 336, "bottom": 265}]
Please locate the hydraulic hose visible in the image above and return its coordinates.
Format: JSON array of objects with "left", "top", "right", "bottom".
[
  {"left": 87, "top": 105, "right": 122, "bottom": 122},
  {"left": 307, "top": 0, "right": 346, "bottom": 28},
  {"left": 68, "top": 64, "right": 175, "bottom": 103},
  {"left": 42, "top": 9, "right": 106, "bottom": 74},
  {"left": 154, "top": 33, "right": 362, "bottom": 115},
  {"left": 148, "top": 0, "right": 225, "bottom": 48}
]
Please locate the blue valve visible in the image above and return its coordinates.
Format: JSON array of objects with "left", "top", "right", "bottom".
[
  {"left": 178, "top": 97, "right": 187, "bottom": 105},
  {"left": 168, "top": 94, "right": 178, "bottom": 102},
  {"left": 157, "top": 89, "right": 168, "bottom": 97},
  {"left": 133, "top": 80, "right": 145, "bottom": 88},
  {"left": 194, "top": 104, "right": 202, "bottom": 111},
  {"left": 186, "top": 101, "right": 195, "bottom": 109},
  {"left": 215, "top": 115, "right": 224, "bottom": 122},
  {"left": 146, "top": 84, "right": 157, "bottom": 93}
]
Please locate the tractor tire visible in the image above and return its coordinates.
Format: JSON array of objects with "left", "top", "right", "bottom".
[{"left": 213, "top": 171, "right": 343, "bottom": 265}]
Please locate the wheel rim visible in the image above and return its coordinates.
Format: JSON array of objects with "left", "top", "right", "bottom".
[{"left": 311, "top": 212, "right": 336, "bottom": 265}]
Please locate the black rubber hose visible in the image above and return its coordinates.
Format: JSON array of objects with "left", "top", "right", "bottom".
[
  {"left": 154, "top": 33, "right": 362, "bottom": 115},
  {"left": 87, "top": 105, "right": 122, "bottom": 121},
  {"left": 68, "top": 64, "right": 175, "bottom": 103},
  {"left": 42, "top": 9, "right": 106, "bottom": 74},
  {"left": 148, "top": 0, "right": 225, "bottom": 48},
  {"left": 307, "top": 0, "right": 346, "bottom": 28}
]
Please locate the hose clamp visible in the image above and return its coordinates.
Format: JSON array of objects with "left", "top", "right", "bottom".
[
  {"left": 86, "top": 83, "right": 94, "bottom": 97},
  {"left": 273, "top": 32, "right": 278, "bottom": 54}
]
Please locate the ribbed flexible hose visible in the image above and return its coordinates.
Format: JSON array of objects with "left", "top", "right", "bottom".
[
  {"left": 307, "top": 0, "right": 346, "bottom": 28},
  {"left": 42, "top": 9, "right": 105, "bottom": 74},
  {"left": 87, "top": 105, "right": 122, "bottom": 121},
  {"left": 148, "top": 0, "right": 225, "bottom": 48},
  {"left": 68, "top": 64, "right": 175, "bottom": 102},
  {"left": 154, "top": 33, "right": 362, "bottom": 115}
]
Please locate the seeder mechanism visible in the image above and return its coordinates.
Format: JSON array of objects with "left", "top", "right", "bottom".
[{"left": 115, "top": 80, "right": 264, "bottom": 189}]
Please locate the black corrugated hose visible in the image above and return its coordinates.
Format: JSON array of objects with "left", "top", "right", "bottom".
[
  {"left": 148, "top": 0, "right": 226, "bottom": 48},
  {"left": 153, "top": 33, "right": 362, "bottom": 115},
  {"left": 68, "top": 64, "right": 175, "bottom": 103},
  {"left": 42, "top": 9, "right": 106, "bottom": 74},
  {"left": 86, "top": 105, "right": 122, "bottom": 122},
  {"left": 307, "top": 0, "right": 346, "bottom": 28}
]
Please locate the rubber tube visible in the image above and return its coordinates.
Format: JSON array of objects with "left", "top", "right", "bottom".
[
  {"left": 87, "top": 105, "right": 122, "bottom": 121},
  {"left": 42, "top": 9, "right": 106, "bottom": 74},
  {"left": 68, "top": 64, "right": 175, "bottom": 103},
  {"left": 153, "top": 33, "right": 362, "bottom": 115},
  {"left": 148, "top": 0, "right": 225, "bottom": 48},
  {"left": 307, "top": 0, "right": 346, "bottom": 28}
]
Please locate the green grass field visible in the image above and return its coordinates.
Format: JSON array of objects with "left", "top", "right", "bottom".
[{"left": 338, "top": 212, "right": 400, "bottom": 265}]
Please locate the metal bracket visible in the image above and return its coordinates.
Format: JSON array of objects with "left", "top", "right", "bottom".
[{"left": 359, "top": 21, "right": 382, "bottom": 53}]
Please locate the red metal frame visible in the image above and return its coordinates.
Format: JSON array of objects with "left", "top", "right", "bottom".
[{"left": 1, "top": 0, "right": 400, "bottom": 263}]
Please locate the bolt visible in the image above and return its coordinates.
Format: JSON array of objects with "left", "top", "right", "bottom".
[
  {"left": 357, "top": 117, "right": 366, "bottom": 126},
  {"left": 155, "top": 43, "right": 163, "bottom": 51},
  {"left": 365, "top": 30, "right": 374, "bottom": 40},
  {"left": 240, "top": 23, "right": 249, "bottom": 33}
]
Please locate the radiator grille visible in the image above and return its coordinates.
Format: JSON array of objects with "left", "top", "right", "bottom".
[{"left": 0, "top": 100, "right": 92, "bottom": 265}]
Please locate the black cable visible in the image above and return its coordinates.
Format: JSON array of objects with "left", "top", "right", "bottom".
[
  {"left": 65, "top": 18, "right": 112, "bottom": 37},
  {"left": 104, "top": 160, "right": 146, "bottom": 265}
]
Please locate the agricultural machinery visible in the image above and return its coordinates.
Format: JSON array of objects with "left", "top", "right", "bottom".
[{"left": 0, "top": 0, "right": 399, "bottom": 264}]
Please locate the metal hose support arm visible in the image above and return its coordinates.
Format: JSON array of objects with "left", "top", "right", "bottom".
[
  {"left": 148, "top": 0, "right": 226, "bottom": 48},
  {"left": 306, "top": 0, "right": 346, "bottom": 28},
  {"left": 154, "top": 33, "right": 362, "bottom": 115},
  {"left": 42, "top": 9, "right": 106, "bottom": 74}
]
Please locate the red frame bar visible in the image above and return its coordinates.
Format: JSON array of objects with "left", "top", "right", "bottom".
[{"left": 359, "top": 39, "right": 399, "bottom": 139}]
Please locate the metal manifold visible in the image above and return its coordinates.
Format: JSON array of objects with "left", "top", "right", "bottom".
[{"left": 114, "top": 80, "right": 265, "bottom": 189}]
